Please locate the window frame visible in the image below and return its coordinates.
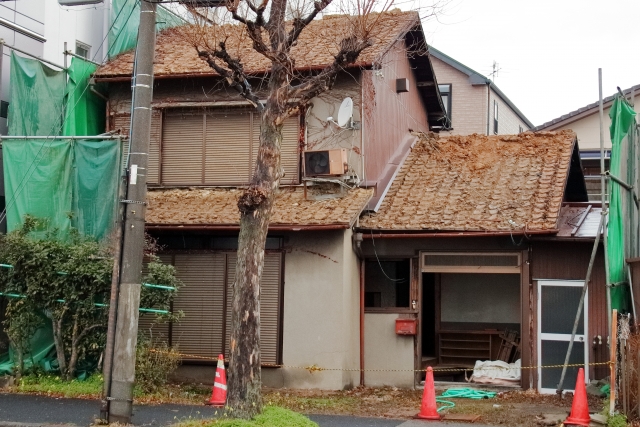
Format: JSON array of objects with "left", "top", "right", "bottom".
[
  {"left": 364, "top": 258, "right": 416, "bottom": 313},
  {"left": 438, "top": 84, "right": 452, "bottom": 128},
  {"left": 75, "top": 41, "right": 91, "bottom": 59},
  {"left": 493, "top": 100, "right": 499, "bottom": 134}
]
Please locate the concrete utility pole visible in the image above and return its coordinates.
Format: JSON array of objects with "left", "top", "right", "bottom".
[{"left": 107, "top": 0, "right": 157, "bottom": 423}]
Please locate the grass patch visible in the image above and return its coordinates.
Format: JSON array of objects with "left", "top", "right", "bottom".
[
  {"left": 14, "top": 373, "right": 102, "bottom": 398},
  {"left": 174, "top": 406, "right": 317, "bottom": 427}
]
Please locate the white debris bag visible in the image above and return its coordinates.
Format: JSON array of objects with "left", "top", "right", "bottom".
[{"left": 470, "top": 359, "right": 521, "bottom": 385}]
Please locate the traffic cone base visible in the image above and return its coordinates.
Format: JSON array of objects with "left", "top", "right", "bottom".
[
  {"left": 206, "top": 354, "right": 227, "bottom": 407},
  {"left": 564, "top": 368, "right": 590, "bottom": 427},
  {"left": 416, "top": 367, "right": 441, "bottom": 420}
]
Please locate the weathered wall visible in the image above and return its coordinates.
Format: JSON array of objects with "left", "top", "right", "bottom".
[
  {"left": 364, "top": 313, "right": 414, "bottom": 387},
  {"left": 263, "top": 229, "right": 360, "bottom": 389},
  {"left": 361, "top": 39, "right": 431, "bottom": 209},
  {"left": 430, "top": 56, "right": 487, "bottom": 136}
]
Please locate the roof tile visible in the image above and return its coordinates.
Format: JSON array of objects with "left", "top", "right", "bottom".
[{"left": 360, "top": 130, "right": 577, "bottom": 231}]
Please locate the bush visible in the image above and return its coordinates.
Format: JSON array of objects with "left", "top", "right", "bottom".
[{"left": 135, "top": 333, "right": 180, "bottom": 393}]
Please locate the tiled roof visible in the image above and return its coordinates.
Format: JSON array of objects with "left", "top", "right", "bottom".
[
  {"left": 359, "top": 130, "right": 577, "bottom": 231},
  {"left": 146, "top": 187, "right": 373, "bottom": 228},
  {"left": 96, "top": 10, "right": 420, "bottom": 79}
]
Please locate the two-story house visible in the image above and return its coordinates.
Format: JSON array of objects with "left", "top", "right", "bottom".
[
  {"left": 428, "top": 47, "right": 533, "bottom": 135},
  {"left": 94, "top": 10, "right": 446, "bottom": 390}
]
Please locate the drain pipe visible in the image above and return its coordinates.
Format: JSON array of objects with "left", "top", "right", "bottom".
[
  {"left": 354, "top": 232, "right": 365, "bottom": 386},
  {"left": 89, "top": 78, "right": 108, "bottom": 101}
]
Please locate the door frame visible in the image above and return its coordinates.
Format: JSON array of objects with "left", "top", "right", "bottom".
[{"left": 537, "top": 279, "right": 589, "bottom": 394}]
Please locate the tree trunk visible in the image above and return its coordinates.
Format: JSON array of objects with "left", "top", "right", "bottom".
[
  {"left": 226, "top": 63, "right": 287, "bottom": 419},
  {"left": 51, "top": 316, "right": 67, "bottom": 377},
  {"left": 67, "top": 316, "right": 80, "bottom": 380}
]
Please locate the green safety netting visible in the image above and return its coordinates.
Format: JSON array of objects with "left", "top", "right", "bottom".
[
  {"left": 607, "top": 95, "right": 638, "bottom": 313},
  {"left": 8, "top": 51, "right": 66, "bottom": 137},
  {"left": 2, "top": 139, "right": 120, "bottom": 241},
  {"left": 63, "top": 58, "right": 106, "bottom": 137},
  {"left": 0, "top": 316, "right": 55, "bottom": 376},
  {"left": 109, "top": 0, "right": 186, "bottom": 58}
]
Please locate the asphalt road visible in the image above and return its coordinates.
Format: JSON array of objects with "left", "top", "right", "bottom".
[{"left": 0, "top": 394, "right": 493, "bottom": 427}]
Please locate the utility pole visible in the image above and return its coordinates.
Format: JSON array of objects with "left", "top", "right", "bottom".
[{"left": 107, "top": 0, "right": 157, "bottom": 423}]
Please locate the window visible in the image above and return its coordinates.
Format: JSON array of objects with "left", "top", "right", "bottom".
[
  {"left": 519, "top": 125, "right": 524, "bottom": 134},
  {"left": 75, "top": 41, "right": 90, "bottom": 59},
  {"left": 0, "top": 101, "right": 8, "bottom": 119},
  {"left": 162, "top": 108, "right": 300, "bottom": 186},
  {"left": 364, "top": 259, "right": 411, "bottom": 308},
  {"left": 493, "top": 100, "right": 499, "bottom": 134},
  {"left": 438, "top": 84, "right": 452, "bottom": 127}
]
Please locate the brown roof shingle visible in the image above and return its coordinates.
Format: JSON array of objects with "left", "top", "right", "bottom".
[
  {"left": 360, "top": 130, "right": 577, "bottom": 232},
  {"left": 146, "top": 187, "right": 373, "bottom": 228},
  {"left": 96, "top": 10, "right": 420, "bottom": 79}
]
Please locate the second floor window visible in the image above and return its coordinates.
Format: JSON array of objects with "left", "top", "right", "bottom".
[
  {"left": 493, "top": 100, "right": 499, "bottom": 134},
  {"left": 438, "top": 84, "right": 452, "bottom": 127}
]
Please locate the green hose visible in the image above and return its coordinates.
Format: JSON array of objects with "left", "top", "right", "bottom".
[
  {"left": 440, "top": 388, "right": 497, "bottom": 399},
  {"left": 435, "top": 398, "right": 456, "bottom": 412}
]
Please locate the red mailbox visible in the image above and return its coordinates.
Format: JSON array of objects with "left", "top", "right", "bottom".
[{"left": 395, "top": 318, "right": 417, "bottom": 335}]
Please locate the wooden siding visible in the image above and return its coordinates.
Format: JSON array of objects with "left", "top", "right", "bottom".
[
  {"left": 361, "top": 39, "right": 430, "bottom": 208},
  {"left": 531, "top": 240, "right": 608, "bottom": 381}
]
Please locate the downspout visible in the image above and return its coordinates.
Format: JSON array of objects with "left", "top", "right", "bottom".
[
  {"left": 353, "top": 232, "right": 365, "bottom": 386},
  {"left": 486, "top": 81, "right": 491, "bottom": 136}
]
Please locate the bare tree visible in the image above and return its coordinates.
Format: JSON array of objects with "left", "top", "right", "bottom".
[{"left": 180, "top": 0, "right": 446, "bottom": 418}]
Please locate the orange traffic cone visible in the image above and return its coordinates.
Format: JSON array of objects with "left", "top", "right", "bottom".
[
  {"left": 564, "top": 368, "right": 590, "bottom": 427},
  {"left": 206, "top": 354, "right": 227, "bottom": 406},
  {"left": 416, "top": 367, "right": 441, "bottom": 420}
]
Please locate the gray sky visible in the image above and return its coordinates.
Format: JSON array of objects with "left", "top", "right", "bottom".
[{"left": 417, "top": 0, "right": 639, "bottom": 126}]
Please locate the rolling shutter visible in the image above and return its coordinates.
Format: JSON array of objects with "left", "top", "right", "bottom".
[
  {"left": 224, "top": 252, "right": 282, "bottom": 364},
  {"left": 171, "top": 253, "right": 226, "bottom": 360},
  {"left": 162, "top": 111, "right": 204, "bottom": 185},
  {"left": 109, "top": 111, "right": 161, "bottom": 184},
  {"left": 205, "top": 112, "right": 253, "bottom": 185},
  {"left": 280, "top": 117, "right": 300, "bottom": 185}
]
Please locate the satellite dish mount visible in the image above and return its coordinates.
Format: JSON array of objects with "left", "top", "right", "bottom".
[{"left": 327, "top": 97, "right": 355, "bottom": 129}]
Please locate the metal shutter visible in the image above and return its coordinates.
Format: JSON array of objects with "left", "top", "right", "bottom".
[
  {"left": 109, "top": 111, "right": 161, "bottom": 184},
  {"left": 251, "top": 116, "right": 299, "bottom": 185},
  {"left": 138, "top": 254, "right": 173, "bottom": 341},
  {"left": 280, "top": 117, "right": 300, "bottom": 184},
  {"left": 224, "top": 252, "right": 282, "bottom": 364},
  {"left": 205, "top": 112, "right": 253, "bottom": 185},
  {"left": 171, "top": 253, "right": 226, "bottom": 360},
  {"left": 162, "top": 112, "right": 204, "bottom": 185}
]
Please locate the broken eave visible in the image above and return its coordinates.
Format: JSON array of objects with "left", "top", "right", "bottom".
[
  {"left": 358, "top": 229, "right": 559, "bottom": 238},
  {"left": 146, "top": 223, "right": 351, "bottom": 231}
]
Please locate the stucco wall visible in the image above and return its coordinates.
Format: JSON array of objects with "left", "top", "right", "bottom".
[
  {"left": 263, "top": 229, "right": 360, "bottom": 389},
  {"left": 431, "top": 56, "right": 487, "bottom": 135},
  {"left": 548, "top": 93, "right": 640, "bottom": 151},
  {"left": 364, "top": 313, "right": 414, "bottom": 387}
]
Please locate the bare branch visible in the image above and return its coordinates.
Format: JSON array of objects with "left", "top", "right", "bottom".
[
  {"left": 285, "top": 0, "right": 333, "bottom": 50},
  {"left": 197, "top": 45, "right": 265, "bottom": 111},
  {"left": 287, "top": 35, "right": 372, "bottom": 110}
]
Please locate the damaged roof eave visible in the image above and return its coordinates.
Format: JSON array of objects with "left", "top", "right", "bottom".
[
  {"left": 357, "top": 229, "right": 559, "bottom": 238},
  {"left": 146, "top": 223, "right": 352, "bottom": 231}
]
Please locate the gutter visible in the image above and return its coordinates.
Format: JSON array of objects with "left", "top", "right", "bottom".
[
  {"left": 0, "top": 18, "right": 46, "bottom": 43},
  {"left": 359, "top": 229, "right": 559, "bottom": 239},
  {"left": 146, "top": 224, "right": 350, "bottom": 231}
]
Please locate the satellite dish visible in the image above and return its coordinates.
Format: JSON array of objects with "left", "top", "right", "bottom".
[{"left": 337, "top": 97, "right": 353, "bottom": 128}]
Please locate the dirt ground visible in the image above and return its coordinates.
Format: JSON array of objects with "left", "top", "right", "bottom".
[{"left": 263, "top": 386, "right": 605, "bottom": 427}]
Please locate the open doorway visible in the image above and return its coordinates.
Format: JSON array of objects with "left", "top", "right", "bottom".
[{"left": 419, "top": 252, "right": 523, "bottom": 384}]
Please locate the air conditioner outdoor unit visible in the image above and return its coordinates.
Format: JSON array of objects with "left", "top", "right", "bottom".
[{"left": 304, "top": 149, "right": 348, "bottom": 177}]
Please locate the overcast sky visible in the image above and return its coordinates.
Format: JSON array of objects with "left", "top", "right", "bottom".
[{"left": 414, "top": 0, "right": 639, "bottom": 126}]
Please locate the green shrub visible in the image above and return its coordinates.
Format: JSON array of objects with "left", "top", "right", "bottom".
[
  {"left": 135, "top": 334, "right": 180, "bottom": 393},
  {"left": 607, "top": 413, "right": 627, "bottom": 427}
]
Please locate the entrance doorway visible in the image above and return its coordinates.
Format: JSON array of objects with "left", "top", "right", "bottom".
[
  {"left": 537, "top": 280, "right": 588, "bottom": 394},
  {"left": 419, "top": 252, "right": 523, "bottom": 384}
]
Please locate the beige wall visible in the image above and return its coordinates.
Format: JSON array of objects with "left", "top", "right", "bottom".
[
  {"left": 432, "top": 56, "right": 530, "bottom": 136},
  {"left": 489, "top": 90, "right": 531, "bottom": 135},
  {"left": 431, "top": 56, "right": 487, "bottom": 135},
  {"left": 545, "top": 94, "right": 640, "bottom": 151},
  {"left": 364, "top": 313, "right": 414, "bottom": 387},
  {"left": 264, "top": 229, "right": 360, "bottom": 389}
]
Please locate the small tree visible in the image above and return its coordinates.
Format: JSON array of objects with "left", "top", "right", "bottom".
[{"left": 181, "top": 0, "right": 447, "bottom": 418}]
